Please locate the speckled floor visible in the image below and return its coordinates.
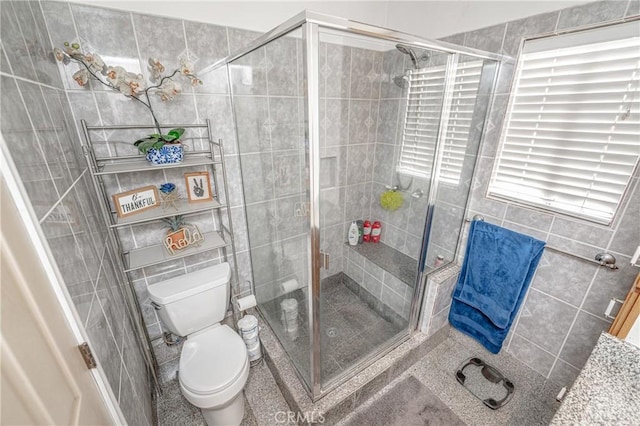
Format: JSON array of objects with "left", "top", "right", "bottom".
[
  {"left": 153, "top": 327, "right": 561, "bottom": 426},
  {"left": 155, "top": 358, "right": 299, "bottom": 426},
  {"left": 337, "top": 329, "right": 562, "bottom": 426},
  {"left": 155, "top": 367, "right": 258, "bottom": 426},
  {"left": 153, "top": 291, "right": 561, "bottom": 426}
]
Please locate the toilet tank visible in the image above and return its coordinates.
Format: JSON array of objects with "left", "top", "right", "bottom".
[{"left": 147, "top": 262, "right": 231, "bottom": 337}]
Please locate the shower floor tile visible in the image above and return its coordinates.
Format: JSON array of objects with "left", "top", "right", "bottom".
[{"left": 261, "top": 272, "right": 406, "bottom": 383}]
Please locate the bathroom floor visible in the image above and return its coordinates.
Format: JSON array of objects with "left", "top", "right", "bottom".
[
  {"left": 155, "top": 358, "right": 297, "bottom": 426},
  {"left": 154, "top": 326, "right": 560, "bottom": 426},
  {"left": 260, "top": 273, "right": 406, "bottom": 383},
  {"left": 337, "top": 329, "right": 562, "bottom": 426}
]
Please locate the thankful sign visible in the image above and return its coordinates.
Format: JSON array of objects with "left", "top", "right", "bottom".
[{"left": 113, "top": 185, "right": 159, "bottom": 218}]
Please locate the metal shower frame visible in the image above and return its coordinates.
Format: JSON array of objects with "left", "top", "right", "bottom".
[{"left": 211, "top": 10, "right": 510, "bottom": 400}]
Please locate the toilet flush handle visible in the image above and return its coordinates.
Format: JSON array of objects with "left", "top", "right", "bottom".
[{"left": 150, "top": 301, "right": 161, "bottom": 310}]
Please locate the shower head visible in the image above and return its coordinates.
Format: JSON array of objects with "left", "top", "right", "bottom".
[
  {"left": 393, "top": 75, "right": 409, "bottom": 88},
  {"left": 395, "top": 44, "right": 429, "bottom": 69}
]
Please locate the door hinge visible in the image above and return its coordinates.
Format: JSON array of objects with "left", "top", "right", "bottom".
[{"left": 79, "top": 342, "right": 97, "bottom": 369}]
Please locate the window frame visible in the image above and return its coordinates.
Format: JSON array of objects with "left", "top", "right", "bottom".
[{"left": 486, "top": 20, "right": 640, "bottom": 227}]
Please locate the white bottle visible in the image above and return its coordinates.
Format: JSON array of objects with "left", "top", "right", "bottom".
[{"left": 348, "top": 221, "right": 359, "bottom": 246}]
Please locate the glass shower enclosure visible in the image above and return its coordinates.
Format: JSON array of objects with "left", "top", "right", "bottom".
[{"left": 216, "top": 11, "right": 506, "bottom": 399}]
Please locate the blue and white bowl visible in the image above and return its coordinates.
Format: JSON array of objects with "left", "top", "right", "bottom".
[{"left": 146, "top": 144, "right": 183, "bottom": 165}]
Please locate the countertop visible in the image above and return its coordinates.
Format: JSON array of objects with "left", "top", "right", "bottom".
[{"left": 551, "top": 332, "right": 640, "bottom": 425}]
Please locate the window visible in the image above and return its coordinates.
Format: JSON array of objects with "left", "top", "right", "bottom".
[
  {"left": 397, "top": 60, "right": 484, "bottom": 185},
  {"left": 489, "top": 21, "right": 640, "bottom": 225}
]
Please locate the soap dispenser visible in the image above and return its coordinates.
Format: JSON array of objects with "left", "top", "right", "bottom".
[{"left": 348, "top": 221, "right": 359, "bottom": 246}]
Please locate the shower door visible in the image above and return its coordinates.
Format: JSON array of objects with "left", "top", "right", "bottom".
[
  {"left": 313, "top": 27, "right": 454, "bottom": 388},
  {"left": 229, "top": 27, "right": 315, "bottom": 385}
]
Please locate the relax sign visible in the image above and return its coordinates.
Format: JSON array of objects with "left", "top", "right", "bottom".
[{"left": 113, "top": 185, "right": 159, "bottom": 218}]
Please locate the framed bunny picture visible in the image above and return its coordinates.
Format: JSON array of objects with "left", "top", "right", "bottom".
[{"left": 184, "top": 171, "right": 213, "bottom": 203}]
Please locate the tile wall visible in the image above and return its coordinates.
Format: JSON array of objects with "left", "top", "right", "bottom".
[
  {"left": 443, "top": 0, "right": 640, "bottom": 387},
  {"left": 367, "top": 48, "right": 430, "bottom": 260},
  {"left": 232, "top": 31, "right": 309, "bottom": 303},
  {"left": 318, "top": 40, "right": 381, "bottom": 281},
  {"left": 39, "top": 1, "right": 254, "bottom": 348},
  {"left": 0, "top": 1, "right": 152, "bottom": 424}
]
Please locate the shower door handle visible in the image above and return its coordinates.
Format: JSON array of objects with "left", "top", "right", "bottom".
[{"left": 319, "top": 251, "right": 329, "bottom": 269}]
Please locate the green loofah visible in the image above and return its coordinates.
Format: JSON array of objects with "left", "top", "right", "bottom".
[{"left": 380, "top": 190, "right": 404, "bottom": 211}]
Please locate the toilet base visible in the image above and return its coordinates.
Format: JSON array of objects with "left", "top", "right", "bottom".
[{"left": 201, "top": 391, "right": 245, "bottom": 426}]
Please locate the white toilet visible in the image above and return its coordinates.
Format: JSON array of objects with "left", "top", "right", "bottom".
[{"left": 147, "top": 262, "right": 249, "bottom": 426}]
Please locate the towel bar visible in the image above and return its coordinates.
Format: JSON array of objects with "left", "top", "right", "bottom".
[{"left": 465, "top": 215, "right": 618, "bottom": 270}]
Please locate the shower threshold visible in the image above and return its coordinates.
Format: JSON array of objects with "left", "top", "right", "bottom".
[{"left": 257, "top": 312, "right": 450, "bottom": 424}]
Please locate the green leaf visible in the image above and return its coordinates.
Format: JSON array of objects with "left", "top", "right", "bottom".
[{"left": 168, "top": 128, "right": 185, "bottom": 139}]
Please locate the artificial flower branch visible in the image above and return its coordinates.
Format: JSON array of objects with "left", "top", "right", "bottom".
[{"left": 54, "top": 42, "right": 202, "bottom": 134}]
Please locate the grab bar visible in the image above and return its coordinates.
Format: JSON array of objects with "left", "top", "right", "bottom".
[{"left": 465, "top": 215, "right": 618, "bottom": 270}]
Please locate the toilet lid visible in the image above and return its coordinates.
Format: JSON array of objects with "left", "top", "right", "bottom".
[{"left": 179, "top": 325, "right": 248, "bottom": 395}]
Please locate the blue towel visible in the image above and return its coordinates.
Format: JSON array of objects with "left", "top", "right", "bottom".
[{"left": 449, "top": 221, "right": 545, "bottom": 353}]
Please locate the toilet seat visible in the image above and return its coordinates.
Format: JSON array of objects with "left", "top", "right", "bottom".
[{"left": 179, "top": 325, "right": 249, "bottom": 409}]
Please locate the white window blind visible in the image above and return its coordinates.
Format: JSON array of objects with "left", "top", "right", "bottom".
[
  {"left": 397, "top": 60, "right": 484, "bottom": 184},
  {"left": 489, "top": 21, "right": 640, "bottom": 224},
  {"left": 440, "top": 60, "right": 484, "bottom": 184}
]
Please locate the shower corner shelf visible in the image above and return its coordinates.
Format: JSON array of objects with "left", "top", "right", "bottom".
[{"left": 80, "top": 120, "right": 239, "bottom": 277}]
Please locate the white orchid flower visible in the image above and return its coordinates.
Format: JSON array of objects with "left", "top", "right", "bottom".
[
  {"left": 188, "top": 74, "right": 203, "bottom": 87},
  {"left": 53, "top": 47, "right": 71, "bottom": 65},
  {"left": 116, "top": 81, "right": 134, "bottom": 96},
  {"left": 147, "top": 57, "right": 165, "bottom": 82},
  {"left": 180, "top": 58, "right": 194, "bottom": 76},
  {"left": 53, "top": 47, "right": 65, "bottom": 62},
  {"left": 72, "top": 69, "right": 89, "bottom": 86},
  {"left": 156, "top": 80, "right": 181, "bottom": 101},
  {"left": 105, "top": 66, "right": 126, "bottom": 85},
  {"left": 122, "top": 72, "right": 145, "bottom": 95},
  {"left": 85, "top": 53, "right": 105, "bottom": 74}
]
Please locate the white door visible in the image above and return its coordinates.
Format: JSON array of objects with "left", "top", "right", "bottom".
[{"left": 1, "top": 174, "right": 119, "bottom": 425}]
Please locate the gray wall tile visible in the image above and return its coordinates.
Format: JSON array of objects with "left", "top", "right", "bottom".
[
  {"left": 502, "top": 12, "right": 559, "bottom": 57},
  {"left": 270, "top": 97, "right": 302, "bottom": 151},
  {"left": 581, "top": 256, "right": 637, "bottom": 318},
  {"left": 626, "top": 0, "right": 640, "bottom": 16},
  {"left": 184, "top": 20, "right": 229, "bottom": 94},
  {"left": 320, "top": 42, "right": 351, "bottom": 98},
  {"left": 266, "top": 36, "right": 299, "bottom": 97},
  {"left": 322, "top": 98, "right": 350, "bottom": 147},
  {"left": 463, "top": 24, "right": 507, "bottom": 53},
  {"left": 509, "top": 334, "right": 556, "bottom": 377},
  {"left": 550, "top": 217, "right": 613, "bottom": 249},
  {"left": 558, "top": 311, "right": 610, "bottom": 369},
  {"left": 71, "top": 4, "right": 137, "bottom": 59},
  {"left": 609, "top": 178, "right": 639, "bottom": 255},
  {"left": 40, "top": 1, "right": 77, "bottom": 48},
  {"left": 531, "top": 252, "right": 598, "bottom": 306},
  {"left": 233, "top": 95, "right": 270, "bottom": 153},
  {"left": 515, "top": 289, "right": 577, "bottom": 355},
  {"left": 18, "top": 1, "right": 62, "bottom": 87},
  {"left": 1, "top": 1, "right": 37, "bottom": 81},
  {"left": 557, "top": 1, "right": 629, "bottom": 29},
  {"left": 132, "top": 13, "right": 187, "bottom": 81},
  {"left": 504, "top": 204, "right": 554, "bottom": 233},
  {"left": 195, "top": 94, "right": 237, "bottom": 154},
  {"left": 548, "top": 359, "right": 581, "bottom": 388}
]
